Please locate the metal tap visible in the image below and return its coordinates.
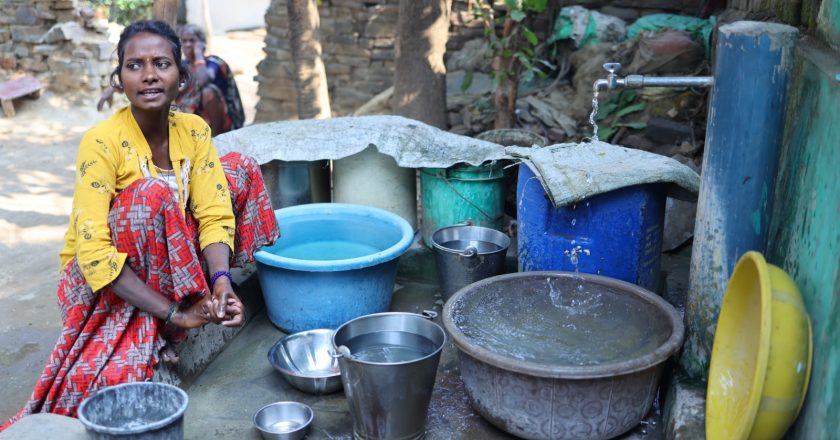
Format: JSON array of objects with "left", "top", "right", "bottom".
[{"left": 593, "top": 62, "right": 714, "bottom": 93}]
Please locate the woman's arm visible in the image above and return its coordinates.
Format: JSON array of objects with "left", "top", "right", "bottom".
[
  {"left": 109, "top": 264, "right": 213, "bottom": 329},
  {"left": 191, "top": 41, "right": 215, "bottom": 89}
]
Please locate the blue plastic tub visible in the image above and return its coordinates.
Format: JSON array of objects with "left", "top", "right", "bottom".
[
  {"left": 255, "top": 203, "right": 414, "bottom": 333},
  {"left": 517, "top": 164, "right": 666, "bottom": 291}
]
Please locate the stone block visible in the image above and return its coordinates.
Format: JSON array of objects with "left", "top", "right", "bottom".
[
  {"left": 10, "top": 25, "right": 46, "bottom": 43},
  {"left": 0, "top": 52, "right": 17, "bottom": 69},
  {"left": 364, "top": 11, "right": 396, "bottom": 38},
  {"left": 327, "top": 32, "right": 359, "bottom": 45},
  {"left": 327, "top": 42, "right": 370, "bottom": 58},
  {"left": 335, "top": 54, "right": 370, "bottom": 66},
  {"left": 257, "top": 81, "right": 296, "bottom": 100},
  {"left": 13, "top": 44, "right": 28, "bottom": 58},
  {"left": 20, "top": 56, "right": 48, "bottom": 72},
  {"left": 92, "top": 41, "right": 114, "bottom": 61},
  {"left": 257, "top": 58, "right": 294, "bottom": 78},
  {"left": 0, "top": 29, "right": 9, "bottom": 44},
  {"left": 15, "top": 5, "right": 40, "bottom": 25},
  {"left": 372, "top": 37, "right": 393, "bottom": 48},
  {"left": 72, "top": 47, "right": 92, "bottom": 59},
  {"left": 371, "top": 47, "right": 394, "bottom": 61},
  {"left": 326, "top": 63, "right": 351, "bottom": 75},
  {"left": 32, "top": 7, "right": 56, "bottom": 21},
  {"left": 50, "top": 1, "right": 75, "bottom": 11},
  {"left": 32, "top": 43, "right": 56, "bottom": 54},
  {"left": 40, "top": 21, "right": 84, "bottom": 43}
]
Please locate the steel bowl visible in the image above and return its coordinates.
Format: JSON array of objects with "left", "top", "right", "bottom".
[
  {"left": 268, "top": 329, "right": 342, "bottom": 395},
  {"left": 253, "top": 401, "right": 313, "bottom": 440}
]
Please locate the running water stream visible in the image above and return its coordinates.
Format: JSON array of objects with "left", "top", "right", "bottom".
[{"left": 589, "top": 85, "right": 600, "bottom": 142}]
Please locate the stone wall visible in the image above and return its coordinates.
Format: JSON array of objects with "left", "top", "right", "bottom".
[
  {"left": 0, "top": 0, "right": 115, "bottom": 92},
  {"left": 255, "top": 0, "right": 704, "bottom": 123}
]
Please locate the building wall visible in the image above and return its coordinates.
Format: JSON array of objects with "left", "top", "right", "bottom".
[
  {"left": 767, "top": 14, "right": 840, "bottom": 440},
  {"left": 253, "top": 0, "right": 705, "bottom": 122},
  {"left": 0, "top": 0, "right": 115, "bottom": 92}
]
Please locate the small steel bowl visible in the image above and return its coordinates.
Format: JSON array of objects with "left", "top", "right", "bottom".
[
  {"left": 268, "top": 329, "right": 342, "bottom": 395},
  {"left": 253, "top": 401, "right": 313, "bottom": 440}
]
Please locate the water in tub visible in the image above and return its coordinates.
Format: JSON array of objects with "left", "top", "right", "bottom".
[{"left": 452, "top": 276, "right": 671, "bottom": 366}]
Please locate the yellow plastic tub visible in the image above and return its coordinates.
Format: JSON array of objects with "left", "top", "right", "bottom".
[{"left": 706, "top": 251, "right": 812, "bottom": 440}]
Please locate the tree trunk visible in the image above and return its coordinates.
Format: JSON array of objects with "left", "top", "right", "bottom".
[
  {"left": 287, "top": 0, "right": 331, "bottom": 119},
  {"left": 393, "top": 0, "right": 452, "bottom": 129},
  {"left": 493, "top": 16, "right": 520, "bottom": 129},
  {"left": 152, "top": 0, "right": 179, "bottom": 27}
]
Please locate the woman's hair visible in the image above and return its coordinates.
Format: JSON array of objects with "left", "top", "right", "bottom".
[
  {"left": 109, "top": 20, "right": 191, "bottom": 90},
  {"left": 180, "top": 23, "right": 207, "bottom": 44}
]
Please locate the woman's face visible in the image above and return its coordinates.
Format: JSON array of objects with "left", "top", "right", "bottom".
[
  {"left": 180, "top": 30, "right": 200, "bottom": 61},
  {"left": 120, "top": 32, "right": 181, "bottom": 113}
]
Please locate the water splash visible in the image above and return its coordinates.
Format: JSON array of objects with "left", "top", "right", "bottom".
[{"left": 589, "top": 86, "right": 600, "bottom": 141}]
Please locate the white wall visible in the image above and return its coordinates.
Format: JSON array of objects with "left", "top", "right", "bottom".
[{"left": 186, "top": 0, "right": 270, "bottom": 35}]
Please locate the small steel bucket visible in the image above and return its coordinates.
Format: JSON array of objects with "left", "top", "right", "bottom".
[
  {"left": 332, "top": 312, "right": 445, "bottom": 440},
  {"left": 77, "top": 382, "right": 188, "bottom": 439},
  {"left": 431, "top": 224, "right": 511, "bottom": 301}
]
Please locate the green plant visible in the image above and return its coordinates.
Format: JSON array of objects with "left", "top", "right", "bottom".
[
  {"left": 594, "top": 89, "right": 646, "bottom": 141},
  {"left": 88, "top": 0, "right": 154, "bottom": 25},
  {"left": 469, "top": 0, "right": 553, "bottom": 129}
]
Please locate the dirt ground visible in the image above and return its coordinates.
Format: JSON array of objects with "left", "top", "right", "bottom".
[{"left": 0, "top": 29, "right": 265, "bottom": 421}]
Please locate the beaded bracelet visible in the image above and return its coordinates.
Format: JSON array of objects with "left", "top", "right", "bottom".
[{"left": 210, "top": 270, "right": 233, "bottom": 289}]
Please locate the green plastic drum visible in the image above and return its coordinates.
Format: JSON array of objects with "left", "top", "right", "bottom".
[{"left": 420, "top": 163, "right": 506, "bottom": 247}]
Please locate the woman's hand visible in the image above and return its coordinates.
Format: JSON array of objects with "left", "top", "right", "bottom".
[
  {"left": 170, "top": 298, "right": 214, "bottom": 329},
  {"left": 97, "top": 86, "right": 115, "bottom": 111},
  {"left": 211, "top": 277, "right": 245, "bottom": 327}
]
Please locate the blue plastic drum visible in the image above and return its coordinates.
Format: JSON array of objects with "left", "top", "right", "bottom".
[{"left": 516, "top": 164, "right": 666, "bottom": 291}]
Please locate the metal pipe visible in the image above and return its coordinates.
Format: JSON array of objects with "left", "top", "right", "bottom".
[
  {"left": 622, "top": 74, "right": 714, "bottom": 88},
  {"left": 592, "top": 62, "right": 713, "bottom": 91}
]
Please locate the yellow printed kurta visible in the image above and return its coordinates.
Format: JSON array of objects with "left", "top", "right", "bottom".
[{"left": 59, "top": 107, "right": 235, "bottom": 292}]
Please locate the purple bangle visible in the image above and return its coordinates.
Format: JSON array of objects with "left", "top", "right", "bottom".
[{"left": 210, "top": 270, "right": 233, "bottom": 288}]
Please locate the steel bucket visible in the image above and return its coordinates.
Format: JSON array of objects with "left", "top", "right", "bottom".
[
  {"left": 260, "top": 159, "right": 331, "bottom": 209},
  {"left": 431, "top": 225, "right": 510, "bottom": 301},
  {"left": 77, "top": 382, "right": 188, "bottom": 439},
  {"left": 332, "top": 312, "right": 445, "bottom": 440}
]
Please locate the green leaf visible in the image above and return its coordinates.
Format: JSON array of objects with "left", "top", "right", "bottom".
[
  {"left": 598, "top": 126, "right": 618, "bottom": 140},
  {"left": 537, "top": 59, "right": 556, "bottom": 69},
  {"left": 461, "top": 70, "right": 474, "bottom": 92},
  {"left": 596, "top": 102, "right": 618, "bottom": 121},
  {"left": 504, "top": 0, "right": 518, "bottom": 9},
  {"left": 619, "top": 89, "right": 637, "bottom": 105},
  {"left": 616, "top": 121, "right": 647, "bottom": 129},
  {"left": 615, "top": 102, "right": 646, "bottom": 118},
  {"left": 523, "top": 28, "right": 538, "bottom": 45},
  {"left": 524, "top": 0, "right": 547, "bottom": 12},
  {"left": 510, "top": 10, "right": 527, "bottom": 22}
]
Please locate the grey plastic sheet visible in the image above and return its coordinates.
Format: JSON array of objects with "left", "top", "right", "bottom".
[
  {"left": 212, "top": 115, "right": 508, "bottom": 169},
  {"left": 506, "top": 140, "right": 700, "bottom": 207}
]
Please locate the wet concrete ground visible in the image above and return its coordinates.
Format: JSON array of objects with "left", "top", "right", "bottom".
[{"left": 184, "top": 275, "right": 667, "bottom": 440}]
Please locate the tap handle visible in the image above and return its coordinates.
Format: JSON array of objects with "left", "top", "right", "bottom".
[{"left": 603, "top": 63, "right": 622, "bottom": 75}]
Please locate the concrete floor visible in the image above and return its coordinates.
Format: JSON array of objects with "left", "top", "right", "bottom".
[{"left": 183, "top": 275, "right": 666, "bottom": 440}]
